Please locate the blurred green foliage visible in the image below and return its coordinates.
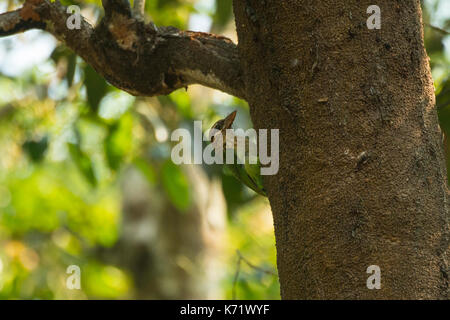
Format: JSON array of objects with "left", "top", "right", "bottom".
[{"left": 0, "top": 0, "right": 448, "bottom": 300}]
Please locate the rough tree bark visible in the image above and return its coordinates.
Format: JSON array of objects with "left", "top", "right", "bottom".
[
  {"left": 233, "top": 0, "right": 449, "bottom": 299},
  {"left": 0, "top": 0, "right": 448, "bottom": 299}
]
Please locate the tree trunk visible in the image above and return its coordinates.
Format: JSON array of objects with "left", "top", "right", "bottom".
[{"left": 233, "top": 0, "right": 449, "bottom": 299}]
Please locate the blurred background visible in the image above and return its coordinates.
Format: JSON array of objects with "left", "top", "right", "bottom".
[{"left": 0, "top": 0, "right": 448, "bottom": 299}]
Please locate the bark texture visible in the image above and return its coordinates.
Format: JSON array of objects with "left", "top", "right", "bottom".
[
  {"left": 233, "top": 0, "right": 449, "bottom": 299},
  {"left": 0, "top": 0, "right": 246, "bottom": 99}
]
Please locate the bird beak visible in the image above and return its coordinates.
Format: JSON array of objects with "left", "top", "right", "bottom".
[
  {"left": 209, "top": 111, "right": 237, "bottom": 143},
  {"left": 223, "top": 110, "right": 237, "bottom": 129}
]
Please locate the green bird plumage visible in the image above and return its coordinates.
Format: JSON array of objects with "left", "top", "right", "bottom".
[{"left": 209, "top": 111, "right": 267, "bottom": 197}]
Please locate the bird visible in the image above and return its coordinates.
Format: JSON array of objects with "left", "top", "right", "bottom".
[{"left": 209, "top": 111, "right": 267, "bottom": 197}]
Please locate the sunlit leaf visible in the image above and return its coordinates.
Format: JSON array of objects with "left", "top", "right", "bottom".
[
  {"left": 104, "top": 113, "right": 133, "bottom": 171},
  {"left": 83, "top": 263, "right": 131, "bottom": 299},
  {"left": 67, "top": 142, "right": 97, "bottom": 186},
  {"left": 161, "top": 160, "right": 191, "bottom": 212}
]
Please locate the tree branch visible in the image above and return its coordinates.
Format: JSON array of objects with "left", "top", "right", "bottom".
[
  {"left": 133, "top": 0, "right": 146, "bottom": 21},
  {"left": 0, "top": 9, "right": 45, "bottom": 37},
  {"left": 425, "top": 23, "right": 450, "bottom": 35},
  {"left": 0, "top": 0, "right": 246, "bottom": 99}
]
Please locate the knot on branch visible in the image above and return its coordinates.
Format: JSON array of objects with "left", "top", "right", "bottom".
[
  {"left": 106, "top": 13, "right": 139, "bottom": 51},
  {"left": 20, "top": 0, "right": 44, "bottom": 22}
]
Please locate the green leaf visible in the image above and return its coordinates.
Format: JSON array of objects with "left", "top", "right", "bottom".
[
  {"left": 161, "top": 160, "right": 191, "bottom": 212},
  {"left": 213, "top": 0, "right": 233, "bottom": 29},
  {"left": 437, "top": 77, "right": 450, "bottom": 132},
  {"left": 168, "top": 90, "right": 192, "bottom": 118},
  {"left": 437, "top": 77, "right": 450, "bottom": 184},
  {"left": 134, "top": 158, "right": 157, "bottom": 185},
  {"left": 425, "top": 28, "right": 445, "bottom": 56},
  {"left": 22, "top": 136, "right": 48, "bottom": 162},
  {"left": 50, "top": 45, "right": 69, "bottom": 63},
  {"left": 66, "top": 54, "right": 77, "bottom": 87},
  {"left": 67, "top": 142, "right": 97, "bottom": 186},
  {"left": 104, "top": 113, "right": 133, "bottom": 171},
  {"left": 84, "top": 65, "right": 108, "bottom": 113}
]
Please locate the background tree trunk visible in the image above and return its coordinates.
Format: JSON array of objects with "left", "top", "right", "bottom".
[
  {"left": 97, "top": 161, "right": 227, "bottom": 299},
  {"left": 233, "top": 0, "right": 449, "bottom": 299},
  {"left": 112, "top": 164, "right": 227, "bottom": 299}
]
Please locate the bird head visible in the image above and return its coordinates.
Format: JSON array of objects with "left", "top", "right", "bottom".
[{"left": 209, "top": 110, "right": 237, "bottom": 143}]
